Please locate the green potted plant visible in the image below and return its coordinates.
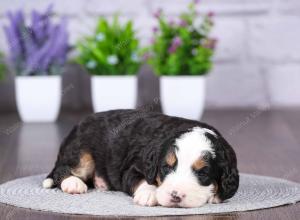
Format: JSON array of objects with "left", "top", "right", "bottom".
[
  {"left": 4, "top": 6, "right": 69, "bottom": 122},
  {"left": 145, "top": 1, "right": 216, "bottom": 120},
  {"left": 76, "top": 16, "right": 141, "bottom": 112}
]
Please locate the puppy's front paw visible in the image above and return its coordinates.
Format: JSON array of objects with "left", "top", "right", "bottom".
[
  {"left": 61, "top": 176, "right": 88, "bottom": 194},
  {"left": 133, "top": 181, "right": 158, "bottom": 206}
]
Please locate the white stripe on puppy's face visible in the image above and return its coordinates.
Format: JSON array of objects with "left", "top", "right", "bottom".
[{"left": 156, "top": 127, "right": 216, "bottom": 208}]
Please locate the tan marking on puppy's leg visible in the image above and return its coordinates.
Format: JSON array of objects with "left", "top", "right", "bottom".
[
  {"left": 94, "top": 175, "right": 108, "bottom": 191},
  {"left": 71, "top": 152, "right": 95, "bottom": 181}
]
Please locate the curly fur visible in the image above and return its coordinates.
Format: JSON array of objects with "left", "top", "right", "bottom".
[{"left": 43, "top": 109, "right": 239, "bottom": 207}]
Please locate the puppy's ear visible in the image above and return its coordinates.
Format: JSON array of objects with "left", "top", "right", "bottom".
[
  {"left": 217, "top": 160, "right": 239, "bottom": 201},
  {"left": 206, "top": 133, "right": 239, "bottom": 201},
  {"left": 142, "top": 147, "right": 159, "bottom": 185}
]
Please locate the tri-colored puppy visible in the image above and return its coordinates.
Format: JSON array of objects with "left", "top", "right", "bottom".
[{"left": 43, "top": 109, "right": 239, "bottom": 208}]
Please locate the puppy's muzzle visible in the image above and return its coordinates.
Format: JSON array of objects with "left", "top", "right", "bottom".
[{"left": 170, "top": 190, "right": 185, "bottom": 203}]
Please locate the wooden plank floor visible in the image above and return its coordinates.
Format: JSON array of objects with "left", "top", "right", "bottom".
[{"left": 0, "top": 109, "right": 299, "bottom": 220}]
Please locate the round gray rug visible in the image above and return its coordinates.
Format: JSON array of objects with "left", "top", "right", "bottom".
[{"left": 0, "top": 174, "right": 299, "bottom": 217}]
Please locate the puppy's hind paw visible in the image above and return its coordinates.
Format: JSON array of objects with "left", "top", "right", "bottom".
[{"left": 42, "top": 178, "right": 54, "bottom": 189}]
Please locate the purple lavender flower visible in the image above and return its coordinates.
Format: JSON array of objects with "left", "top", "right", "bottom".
[
  {"left": 4, "top": 10, "right": 26, "bottom": 66},
  {"left": 168, "top": 36, "right": 182, "bottom": 53},
  {"left": 153, "top": 8, "right": 162, "bottom": 18},
  {"left": 194, "top": 0, "right": 201, "bottom": 4},
  {"left": 3, "top": 5, "right": 69, "bottom": 76}
]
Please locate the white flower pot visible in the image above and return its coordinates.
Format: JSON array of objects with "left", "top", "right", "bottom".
[
  {"left": 15, "top": 76, "right": 62, "bottom": 122},
  {"left": 160, "top": 76, "right": 206, "bottom": 120},
  {"left": 91, "top": 75, "right": 137, "bottom": 112}
]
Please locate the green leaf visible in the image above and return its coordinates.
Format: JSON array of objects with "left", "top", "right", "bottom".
[{"left": 75, "top": 16, "right": 141, "bottom": 75}]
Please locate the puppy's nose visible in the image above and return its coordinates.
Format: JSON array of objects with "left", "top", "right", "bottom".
[{"left": 171, "top": 190, "right": 183, "bottom": 203}]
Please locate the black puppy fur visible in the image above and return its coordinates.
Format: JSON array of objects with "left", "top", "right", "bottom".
[{"left": 46, "top": 109, "right": 239, "bottom": 201}]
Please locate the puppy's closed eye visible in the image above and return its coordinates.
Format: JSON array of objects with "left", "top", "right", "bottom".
[
  {"left": 193, "top": 166, "right": 211, "bottom": 186},
  {"left": 194, "top": 166, "right": 209, "bottom": 176}
]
